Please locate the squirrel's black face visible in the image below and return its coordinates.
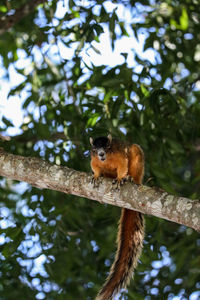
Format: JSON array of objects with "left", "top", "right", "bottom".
[{"left": 90, "top": 135, "right": 112, "bottom": 162}]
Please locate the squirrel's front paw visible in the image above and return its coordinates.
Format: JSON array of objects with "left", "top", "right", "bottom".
[
  {"left": 125, "top": 175, "right": 134, "bottom": 183},
  {"left": 91, "top": 175, "right": 102, "bottom": 188},
  {"left": 112, "top": 179, "right": 124, "bottom": 190}
]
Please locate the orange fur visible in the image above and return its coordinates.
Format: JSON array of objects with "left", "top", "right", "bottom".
[
  {"left": 91, "top": 151, "right": 128, "bottom": 180},
  {"left": 91, "top": 139, "right": 145, "bottom": 300}
]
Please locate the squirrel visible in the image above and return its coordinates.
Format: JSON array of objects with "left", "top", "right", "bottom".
[{"left": 90, "top": 134, "right": 145, "bottom": 300}]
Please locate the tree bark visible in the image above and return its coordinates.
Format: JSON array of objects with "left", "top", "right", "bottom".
[{"left": 0, "top": 149, "right": 199, "bottom": 232}]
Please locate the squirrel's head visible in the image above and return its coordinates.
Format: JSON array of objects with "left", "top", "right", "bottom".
[{"left": 90, "top": 134, "right": 112, "bottom": 161}]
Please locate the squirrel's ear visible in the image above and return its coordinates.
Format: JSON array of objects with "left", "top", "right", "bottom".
[
  {"left": 90, "top": 137, "right": 93, "bottom": 146},
  {"left": 107, "top": 134, "right": 112, "bottom": 144}
]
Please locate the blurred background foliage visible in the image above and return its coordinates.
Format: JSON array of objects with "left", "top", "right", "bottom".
[{"left": 0, "top": 0, "right": 200, "bottom": 299}]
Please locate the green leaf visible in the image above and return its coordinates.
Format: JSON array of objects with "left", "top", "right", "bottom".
[
  {"left": 170, "top": 7, "right": 188, "bottom": 30},
  {"left": 180, "top": 7, "right": 189, "bottom": 30},
  {"left": 0, "top": 5, "right": 7, "bottom": 13}
]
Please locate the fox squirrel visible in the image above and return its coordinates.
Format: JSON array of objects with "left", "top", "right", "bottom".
[{"left": 90, "top": 134, "right": 145, "bottom": 300}]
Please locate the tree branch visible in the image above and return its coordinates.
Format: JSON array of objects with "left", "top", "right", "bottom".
[
  {"left": 0, "top": 0, "right": 47, "bottom": 36},
  {"left": 0, "top": 149, "right": 199, "bottom": 232}
]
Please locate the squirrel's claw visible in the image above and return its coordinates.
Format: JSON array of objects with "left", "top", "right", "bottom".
[
  {"left": 91, "top": 175, "right": 102, "bottom": 188},
  {"left": 112, "top": 179, "right": 124, "bottom": 190}
]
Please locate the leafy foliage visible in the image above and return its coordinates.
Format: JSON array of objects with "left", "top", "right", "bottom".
[{"left": 0, "top": 0, "right": 200, "bottom": 299}]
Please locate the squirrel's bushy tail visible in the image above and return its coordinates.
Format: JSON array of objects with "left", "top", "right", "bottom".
[{"left": 96, "top": 208, "right": 144, "bottom": 300}]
